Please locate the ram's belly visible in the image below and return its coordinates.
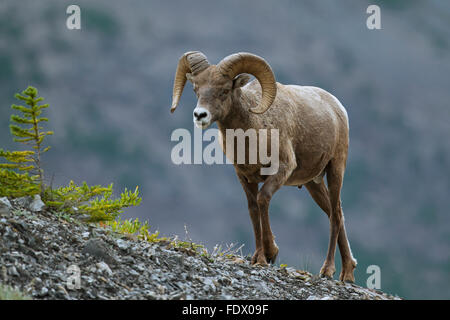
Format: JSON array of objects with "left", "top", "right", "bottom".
[
  {"left": 232, "top": 150, "right": 330, "bottom": 186},
  {"left": 219, "top": 130, "right": 332, "bottom": 185},
  {"left": 284, "top": 158, "right": 328, "bottom": 186}
]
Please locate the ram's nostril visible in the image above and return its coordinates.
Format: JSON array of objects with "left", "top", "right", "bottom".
[{"left": 194, "top": 111, "right": 208, "bottom": 120}]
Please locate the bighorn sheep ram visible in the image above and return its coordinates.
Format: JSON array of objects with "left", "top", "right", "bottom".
[{"left": 170, "top": 51, "right": 357, "bottom": 282}]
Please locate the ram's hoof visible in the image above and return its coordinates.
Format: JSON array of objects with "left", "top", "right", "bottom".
[{"left": 251, "top": 250, "right": 268, "bottom": 266}]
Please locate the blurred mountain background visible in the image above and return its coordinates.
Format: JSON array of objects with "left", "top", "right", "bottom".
[{"left": 1, "top": 0, "right": 449, "bottom": 299}]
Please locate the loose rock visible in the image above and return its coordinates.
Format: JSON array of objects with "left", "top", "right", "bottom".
[
  {"left": 0, "top": 197, "right": 12, "bottom": 216},
  {"left": 29, "top": 195, "right": 45, "bottom": 212},
  {"left": 0, "top": 201, "right": 401, "bottom": 300}
]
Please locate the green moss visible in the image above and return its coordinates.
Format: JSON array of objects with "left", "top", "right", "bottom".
[
  {"left": 0, "top": 284, "right": 31, "bottom": 300},
  {"left": 106, "top": 217, "right": 161, "bottom": 242}
]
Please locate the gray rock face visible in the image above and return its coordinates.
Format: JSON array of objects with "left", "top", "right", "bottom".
[
  {"left": 29, "top": 195, "right": 45, "bottom": 212},
  {"left": 12, "top": 195, "right": 46, "bottom": 212},
  {"left": 82, "top": 239, "right": 115, "bottom": 265},
  {"left": 96, "top": 262, "right": 113, "bottom": 276},
  {"left": 0, "top": 202, "right": 401, "bottom": 300},
  {"left": 0, "top": 197, "right": 12, "bottom": 216},
  {"left": 14, "top": 196, "right": 33, "bottom": 208}
]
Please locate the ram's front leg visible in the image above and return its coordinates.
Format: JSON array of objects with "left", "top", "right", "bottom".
[
  {"left": 257, "top": 155, "right": 296, "bottom": 264},
  {"left": 237, "top": 173, "right": 265, "bottom": 265}
]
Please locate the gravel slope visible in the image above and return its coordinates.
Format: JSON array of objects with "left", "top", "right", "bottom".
[{"left": 0, "top": 197, "right": 400, "bottom": 300}]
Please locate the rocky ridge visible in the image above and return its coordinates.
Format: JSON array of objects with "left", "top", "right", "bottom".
[{"left": 0, "top": 196, "right": 400, "bottom": 300}]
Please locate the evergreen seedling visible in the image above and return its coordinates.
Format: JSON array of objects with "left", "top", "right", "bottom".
[{"left": 0, "top": 86, "right": 53, "bottom": 197}]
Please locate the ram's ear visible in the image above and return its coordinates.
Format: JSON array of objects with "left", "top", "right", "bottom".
[
  {"left": 186, "top": 73, "right": 193, "bottom": 83},
  {"left": 233, "top": 74, "right": 251, "bottom": 89}
]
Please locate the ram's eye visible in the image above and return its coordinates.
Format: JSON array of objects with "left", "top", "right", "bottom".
[{"left": 220, "top": 89, "right": 230, "bottom": 98}]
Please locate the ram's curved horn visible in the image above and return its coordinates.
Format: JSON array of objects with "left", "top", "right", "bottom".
[
  {"left": 170, "top": 51, "right": 210, "bottom": 113},
  {"left": 217, "top": 52, "right": 276, "bottom": 114}
]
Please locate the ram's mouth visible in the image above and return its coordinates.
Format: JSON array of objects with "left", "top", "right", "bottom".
[{"left": 194, "top": 120, "right": 211, "bottom": 129}]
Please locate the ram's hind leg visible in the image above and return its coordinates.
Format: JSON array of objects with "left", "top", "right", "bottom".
[
  {"left": 305, "top": 179, "right": 357, "bottom": 282},
  {"left": 317, "top": 159, "right": 356, "bottom": 281}
]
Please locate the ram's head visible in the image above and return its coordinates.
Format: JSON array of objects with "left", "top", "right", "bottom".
[{"left": 170, "top": 51, "right": 277, "bottom": 129}]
